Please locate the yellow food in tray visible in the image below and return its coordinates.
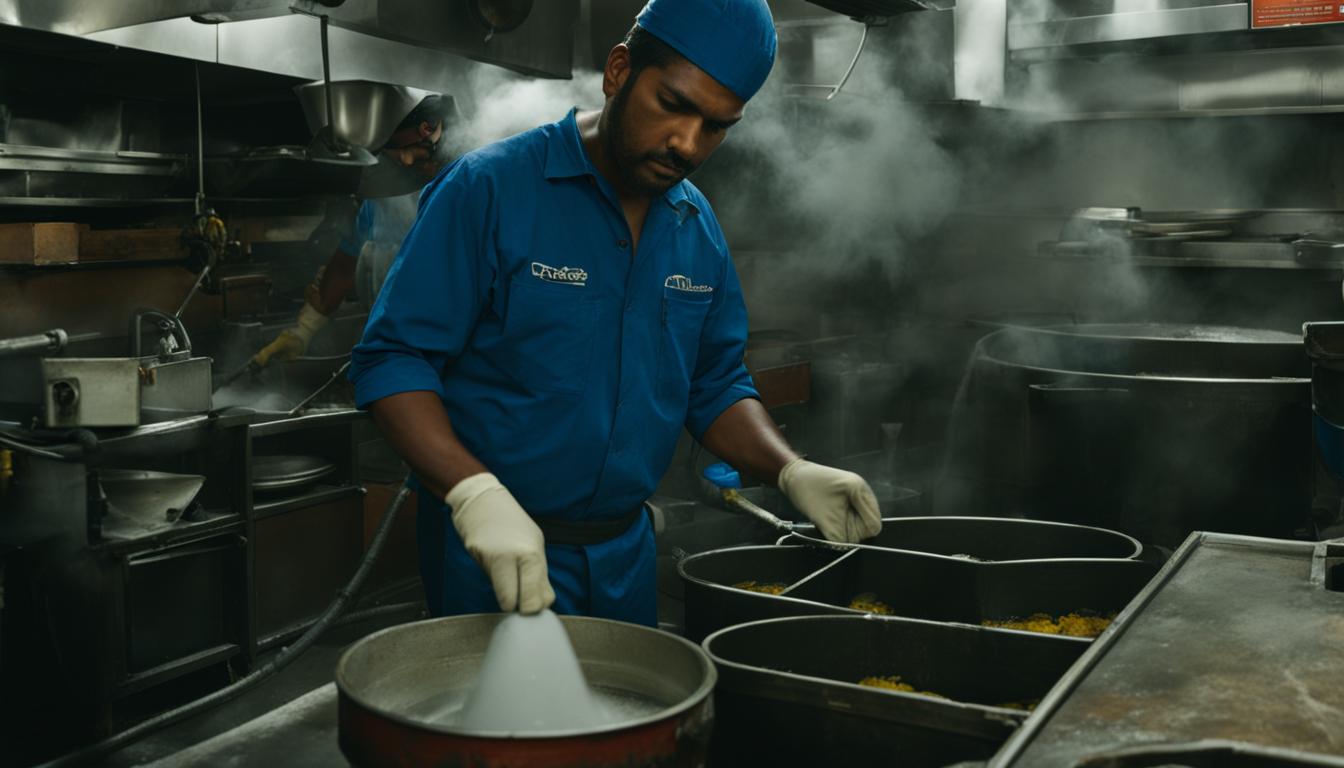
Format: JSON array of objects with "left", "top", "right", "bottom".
[
  {"left": 732, "top": 580, "right": 789, "bottom": 595},
  {"left": 857, "top": 675, "right": 945, "bottom": 699},
  {"left": 981, "top": 612, "right": 1114, "bottom": 638},
  {"left": 848, "top": 592, "right": 894, "bottom": 615}
]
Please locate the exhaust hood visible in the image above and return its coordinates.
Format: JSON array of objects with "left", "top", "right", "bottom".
[{"left": 0, "top": 0, "right": 578, "bottom": 79}]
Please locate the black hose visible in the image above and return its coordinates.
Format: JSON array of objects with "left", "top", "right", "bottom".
[
  {"left": 259, "top": 600, "right": 427, "bottom": 650},
  {"left": 35, "top": 479, "right": 415, "bottom": 768}
]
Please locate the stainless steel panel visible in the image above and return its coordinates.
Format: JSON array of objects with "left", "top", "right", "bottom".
[
  {"left": 41, "top": 357, "right": 141, "bottom": 428},
  {"left": 1008, "top": 3, "right": 1247, "bottom": 50},
  {"left": 216, "top": 15, "right": 479, "bottom": 94},
  {"left": 0, "top": 0, "right": 289, "bottom": 35},
  {"left": 83, "top": 16, "right": 219, "bottom": 62},
  {"left": 1182, "top": 52, "right": 1323, "bottom": 110},
  {"left": 376, "top": 0, "right": 578, "bottom": 78},
  {"left": 1014, "top": 45, "right": 1344, "bottom": 117}
]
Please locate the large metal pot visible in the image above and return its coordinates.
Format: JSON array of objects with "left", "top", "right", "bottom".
[
  {"left": 782, "top": 515, "right": 1143, "bottom": 561},
  {"left": 335, "top": 614, "right": 716, "bottom": 767},
  {"left": 938, "top": 324, "right": 1311, "bottom": 547}
]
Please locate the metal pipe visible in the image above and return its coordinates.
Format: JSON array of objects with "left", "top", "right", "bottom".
[
  {"left": 826, "top": 22, "right": 868, "bottom": 101},
  {"left": 174, "top": 263, "right": 212, "bottom": 320},
  {"left": 785, "top": 23, "right": 871, "bottom": 101},
  {"left": 194, "top": 63, "right": 205, "bottom": 216},
  {"left": 287, "top": 359, "right": 351, "bottom": 416},
  {"left": 0, "top": 329, "right": 67, "bottom": 358},
  {"left": 320, "top": 15, "right": 334, "bottom": 139}
]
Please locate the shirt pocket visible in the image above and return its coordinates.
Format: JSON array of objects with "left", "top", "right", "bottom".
[
  {"left": 658, "top": 288, "right": 713, "bottom": 403},
  {"left": 503, "top": 276, "right": 599, "bottom": 395}
]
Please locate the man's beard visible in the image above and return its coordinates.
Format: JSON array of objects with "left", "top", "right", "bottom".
[{"left": 603, "top": 76, "right": 696, "bottom": 197}]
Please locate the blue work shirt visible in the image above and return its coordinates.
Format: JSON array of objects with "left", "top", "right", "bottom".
[{"left": 350, "top": 109, "right": 758, "bottom": 623}]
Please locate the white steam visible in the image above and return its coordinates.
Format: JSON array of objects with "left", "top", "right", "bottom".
[{"left": 450, "top": 68, "right": 605, "bottom": 154}]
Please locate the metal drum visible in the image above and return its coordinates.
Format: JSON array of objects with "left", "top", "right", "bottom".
[
  {"left": 705, "top": 615, "right": 1089, "bottom": 767},
  {"left": 335, "top": 614, "right": 716, "bottom": 767},
  {"left": 939, "top": 323, "right": 1311, "bottom": 547},
  {"left": 679, "top": 544, "right": 1158, "bottom": 641},
  {"left": 781, "top": 515, "right": 1143, "bottom": 561}
]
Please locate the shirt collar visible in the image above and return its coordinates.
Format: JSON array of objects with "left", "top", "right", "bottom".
[{"left": 545, "top": 108, "right": 699, "bottom": 215}]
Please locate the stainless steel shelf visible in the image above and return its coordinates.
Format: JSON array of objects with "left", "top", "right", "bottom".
[
  {"left": 251, "top": 482, "right": 362, "bottom": 520},
  {"left": 1009, "top": 3, "right": 1248, "bottom": 50}
]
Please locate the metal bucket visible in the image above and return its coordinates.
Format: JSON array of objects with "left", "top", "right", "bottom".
[
  {"left": 335, "top": 614, "right": 716, "bottom": 767},
  {"left": 704, "top": 615, "right": 1088, "bottom": 767},
  {"left": 679, "top": 544, "right": 1158, "bottom": 641},
  {"left": 781, "top": 515, "right": 1143, "bottom": 561}
]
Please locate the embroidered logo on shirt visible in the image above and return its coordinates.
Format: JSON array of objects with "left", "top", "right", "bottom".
[
  {"left": 664, "top": 274, "right": 713, "bottom": 293},
  {"left": 532, "top": 262, "right": 588, "bottom": 286}
]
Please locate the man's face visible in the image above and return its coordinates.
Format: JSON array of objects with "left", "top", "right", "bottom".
[
  {"left": 382, "top": 120, "right": 444, "bottom": 180},
  {"left": 603, "top": 51, "right": 746, "bottom": 197}
]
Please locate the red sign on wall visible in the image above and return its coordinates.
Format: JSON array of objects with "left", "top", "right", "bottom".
[{"left": 1252, "top": 0, "right": 1344, "bottom": 29}]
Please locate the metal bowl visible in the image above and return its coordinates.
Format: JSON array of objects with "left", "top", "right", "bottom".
[
  {"left": 336, "top": 614, "right": 716, "bottom": 767},
  {"left": 294, "top": 80, "right": 434, "bottom": 151}
]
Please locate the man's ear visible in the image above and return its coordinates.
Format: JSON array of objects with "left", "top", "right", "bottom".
[{"left": 604, "top": 44, "right": 633, "bottom": 100}]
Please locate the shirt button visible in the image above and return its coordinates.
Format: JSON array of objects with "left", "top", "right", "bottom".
[{"left": 617, "top": 239, "right": 629, "bottom": 249}]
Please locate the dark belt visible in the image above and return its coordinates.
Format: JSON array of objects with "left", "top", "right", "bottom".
[{"left": 532, "top": 505, "right": 648, "bottom": 546}]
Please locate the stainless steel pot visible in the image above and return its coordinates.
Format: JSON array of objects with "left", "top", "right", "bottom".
[
  {"left": 336, "top": 614, "right": 716, "bottom": 767},
  {"left": 938, "top": 324, "right": 1311, "bottom": 546}
]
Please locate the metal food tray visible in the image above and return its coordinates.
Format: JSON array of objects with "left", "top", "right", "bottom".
[
  {"left": 704, "top": 615, "right": 1088, "bottom": 767},
  {"left": 678, "top": 544, "right": 1159, "bottom": 642},
  {"left": 992, "top": 532, "right": 1344, "bottom": 767}
]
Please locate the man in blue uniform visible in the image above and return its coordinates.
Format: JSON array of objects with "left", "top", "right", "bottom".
[
  {"left": 252, "top": 95, "right": 453, "bottom": 366},
  {"left": 350, "top": 0, "right": 882, "bottom": 625}
]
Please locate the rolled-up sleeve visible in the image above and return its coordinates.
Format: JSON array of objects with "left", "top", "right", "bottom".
[
  {"left": 684, "top": 226, "right": 759, "bottom": 441},
  {"left": 349, "top": 160, "right": 495, "bottom": 408}
]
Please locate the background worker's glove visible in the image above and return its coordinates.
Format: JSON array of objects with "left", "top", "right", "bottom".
[
  {"left": 778, "top": 457, "right": 882, "bottom": 543},
  {"left": 446, "top": 473, "right": 556, "bottom": 614},
  {"left": 251, "top": 302, "right": 328, "bottom": 368}
]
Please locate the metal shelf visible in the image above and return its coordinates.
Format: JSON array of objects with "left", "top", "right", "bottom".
[
  {"left": 251, "top": 482, "right": 362, "bottom": 520},
  {"left": 1008, "top": 3, "right": 1248, "bottom": 51},
  {"left": 114, "top": 643, "right": 244, "bottom": 699}
]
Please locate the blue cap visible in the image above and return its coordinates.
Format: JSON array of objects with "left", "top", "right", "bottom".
[
  {"left": 703, "top": 462, "right": 742, "bottom": 489},
  {"left": 635, "top": 0, "right": 777, "bottom": 102}
]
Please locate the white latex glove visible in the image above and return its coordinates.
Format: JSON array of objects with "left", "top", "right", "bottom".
[
  {"left": 446, "top": 473, "right": 556, "bottom": 614},
  {"left": 778, "top": 458, "right": 882, "bottom": 543}
]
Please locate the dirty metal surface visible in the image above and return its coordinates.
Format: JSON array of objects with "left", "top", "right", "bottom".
[{"left": 994, "top": 533, "right": 1344, "bottom": 766}]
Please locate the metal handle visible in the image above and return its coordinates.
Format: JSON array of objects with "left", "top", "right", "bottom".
[
  {"left": 721, "top": 488, "right": 794, "bottom": 534},
  {"left": 0, "top": 329, "right": 67, "bottom": 358},
  {"left": 129, "top": 309, "right": 192, "bottom": 359}
]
